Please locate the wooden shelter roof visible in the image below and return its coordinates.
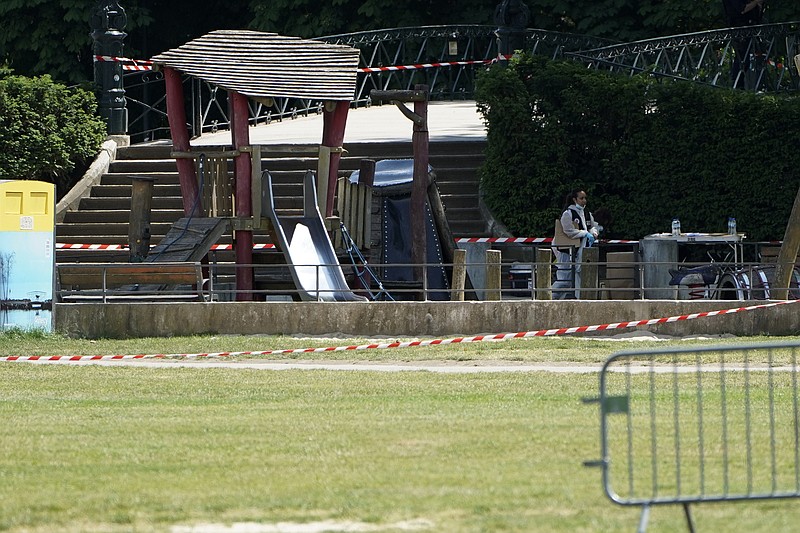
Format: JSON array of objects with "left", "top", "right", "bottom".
[{"left": 150, "top": 29, "right": 360, "bottom": 101}]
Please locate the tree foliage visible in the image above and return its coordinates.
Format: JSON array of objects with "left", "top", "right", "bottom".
[
  {"left": 474, "top": 55, "right": 800, "bottom": 242},
  {"left": 0, "top": 74, "right": 106, "bottom": 195},
  {"left": 0, "top": 1, "right": 149, "bottom": 84},
  {"left": 248, "top": 0, "right": 492, "bottom": 37}
]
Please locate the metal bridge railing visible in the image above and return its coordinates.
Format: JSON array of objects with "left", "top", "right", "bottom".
[
  {"left": 569, "top": 22, "right": 800, "bottom": 92},
  {"left": 122, "top": 23, "right": 800, "bottom": 142},
  {"left": 585, "top": 341, "right": 800, "bottom": 532},
  {"left": 319, "top": 26, "right": 616, "bottom": 106}
]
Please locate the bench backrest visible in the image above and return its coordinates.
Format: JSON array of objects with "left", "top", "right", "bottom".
[{"left": 58, "top": 262, "right": 202, "bottom": 291}]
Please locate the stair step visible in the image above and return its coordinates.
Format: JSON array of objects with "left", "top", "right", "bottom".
[
  {"left": 56, "top": 235, "right": 137, "bottom": 245},
  {"left": 56, "top": 249, "right": 132, "bottom": 262},
  {"left": 116, "top": 143, "right": 173, "bottom": 160},
  {"left": 443, "top": 207, "right": 483, "bottom": 221},
  {"left": 90, "top": 184, "right": 183, "bottom": 197},
  {"left": 439, "top": 185, "right": 480, "bottom": 197},
  {"left": 448, "top": 220, "right": 488, "bottom": 236},
  {"left": 79, "top": 196, "right": 185, "bottom": 210},
  {"left": 102, "top": 172, "right": 181, "bottom": 185},
  {"left": 110, "top": 159, "right": 180, "bottom": 173},
  {"left": 57, "top": 221, "right": 169, "bottom": 236},
  {"left": 441, "top": 197, "right": 480, "bottom": 211},
  {"left": 435, "top": 169, "right": 480, "bottom": 183},
  {"left": 438, "top": 185, "right": 480, "bottom": 196},
  {"left": 440, "top": 190, "right": 479, "bottom": 200},
  {"left": 62, "top": 209, "right": 185, "bottom": 224}
]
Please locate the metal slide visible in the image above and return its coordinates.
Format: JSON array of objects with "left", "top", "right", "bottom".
[{"left": 261, "top": 170, "right": 366, "bottom": 302}]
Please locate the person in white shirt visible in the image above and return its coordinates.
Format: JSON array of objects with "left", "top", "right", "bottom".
[{"left": 552, "top": 189, "right": 599, "bottom": 299}]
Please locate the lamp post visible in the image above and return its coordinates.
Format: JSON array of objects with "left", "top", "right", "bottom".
[
  {"left": 90, "top": 1, "right": 128, "bottom": 135},
  {"left": 494, "top": 0, "right": 530, "bottom": 59}
]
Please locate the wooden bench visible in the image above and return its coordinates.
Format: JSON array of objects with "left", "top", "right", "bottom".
[
  {"left": 602, "top": 251, "right": 640, "bottom": 299},
  {"left": 57, "top": 262, "right": 206, "bottom": 302},
  {"left": 759, "top": 245, "right": 800, "bottom": 266}
]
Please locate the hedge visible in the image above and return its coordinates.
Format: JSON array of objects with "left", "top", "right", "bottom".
[
  {"left": 0, "top": 74, "right": 106, "bottom": 197},
  {"left": 474, "top": 55, "right": 800, "bottom": 242}
]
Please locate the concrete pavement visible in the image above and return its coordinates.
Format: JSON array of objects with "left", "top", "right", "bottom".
[
  {"left": 192, "top": 100, "right": 487, "bottom": 146},
  {"left": 61, "top": 360, "right": 606, "bottom": 373}
]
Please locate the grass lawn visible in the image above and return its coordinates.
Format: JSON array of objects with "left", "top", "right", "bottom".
[{"left": 1, "top": 333, "right": 799, "bottom": 532}]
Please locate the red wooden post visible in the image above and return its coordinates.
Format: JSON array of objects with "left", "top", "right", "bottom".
[
  {"left": 231, "top": 91, "right": 254, "bottom": 300},
  {"left": 411, "top": 85, "right": 430, "bottom": 288},
  {"left": 164, "top": 67, "right": 200, "bottom": 216},
  {"left": 358, "top": 159, "right": 376, "bottom": 187},
  {"left": 368, "top": 86, "right": 430, "bottom": 296},
  {"left": 321, "top": 100, "right": 350, "bottom": 217}
]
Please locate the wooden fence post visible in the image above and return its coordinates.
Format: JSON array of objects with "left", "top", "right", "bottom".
[
  {"left": 486, "top": 249, "right": 502, "bottom": 301},
  {"left": 536, "top": 247, "right": 552, "bottom": 300},
  {"left": 581, "top": 247, "right": 599, "bottom": 300},
  {"left": 451, "top": 248, "right": 467, "bottom": 301}
]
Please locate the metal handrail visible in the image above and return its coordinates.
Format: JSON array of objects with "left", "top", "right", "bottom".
[
  {"left": 53, "top": 257, "right": 800, "bottom": 303},
  {"left": 568, "top": 22, "right": 800, "bottom": 92}
]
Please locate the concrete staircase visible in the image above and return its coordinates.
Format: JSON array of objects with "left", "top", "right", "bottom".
[{"left": 55, "top": 140, "right": 489, "bottom": 263}]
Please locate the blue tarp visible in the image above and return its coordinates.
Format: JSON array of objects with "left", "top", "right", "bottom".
[{"left": 349, "top": 158, "right": 432, "bottom": 189}]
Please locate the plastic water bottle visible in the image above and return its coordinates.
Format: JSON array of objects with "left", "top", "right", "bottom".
[
  {"left": 671, "top": 218, "right": 681, "bottom": 236},
  {"left": 727, "top": 217, "right": 737, "bottom": 235}
]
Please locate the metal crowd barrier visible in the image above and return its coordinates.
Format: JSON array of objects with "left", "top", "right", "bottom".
[{"left": 584, "top": 341, "right": 800, "bottom": 532}]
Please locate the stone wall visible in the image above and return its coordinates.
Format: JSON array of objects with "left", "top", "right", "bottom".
[{"left": 54, "top": 300, "right": 800, "bottom": 339}]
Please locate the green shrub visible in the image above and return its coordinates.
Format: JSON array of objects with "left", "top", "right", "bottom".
[
  {"left": 0, "top": 74, "right": 106, "bottom": 197},
  {"left": 475, "top": 55, "right": 800, "bottom": 242}
]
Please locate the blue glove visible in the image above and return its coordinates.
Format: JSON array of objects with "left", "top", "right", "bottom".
[{"left": 586, "top": 233, "right": 596, "bottom": 247}]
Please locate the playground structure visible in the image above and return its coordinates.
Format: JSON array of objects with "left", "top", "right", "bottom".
[
  {"left": 261, "top": 169, "right": 365, "bottom": 302},
  {"left": 144, "top": 30, "right": 364, "bottom": 301},
  {"left": 346, "top": 158, "right": 454, "bottom": 301},
  {"left": 115, "top": 30, "right": 462, "bottom": 303}
]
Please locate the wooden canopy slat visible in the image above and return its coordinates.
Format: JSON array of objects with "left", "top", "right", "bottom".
[
  {"left": 155, "top": 67, "right": 354, "bottom": 79},
  {"left": 156, "top": 56, "right": 358, "bottom": 67},
  {"left": 150, "top": 29, "right": 359, "bottom": 101},
  {"left": 156, "top": 55, "right": 358, "bottom": 68},
  {"left": 162, "top": 41, "right": 357, "bottom": 56},
  {"left": 182, "top": 37, "right": 352, "bottom": 49}
]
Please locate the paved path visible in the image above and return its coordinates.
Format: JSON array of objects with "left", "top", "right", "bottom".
[
  {"left": 61, "top": 360, "right": 604, "bottom": 373},
  {"left": 192, "top": 100, "right": 486, "bottom": 146}
]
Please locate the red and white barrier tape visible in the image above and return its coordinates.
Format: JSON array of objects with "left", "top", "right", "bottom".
[
  {"left": 455, "top": 237, "right": 638, "bottom": 244},
  {"left": 359, "top": 57, "right": 501, "bottom": 73},
  {"left": 56, "top": 243, "right": 275, "bottom": 250},
  {"left": 457, "top": 237, "right": 551, "bottom": 244},
  {"left": 95, "top": 55, "right": 508, "bottom": 74},
  {"left": 229, "top": 244, "right": 274, "bottom": 250},
  {"left": 94, "top": 55, "right": 154, "bottom": 71},
  {"left": 2, "top": 300, "right": 795, "bottom": 363},
  {"left": 57, "top": 243, "right": 127, "bottom": 250},
  {"left": 95, "top": 52, "right": 786, "bottom": 77}
]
